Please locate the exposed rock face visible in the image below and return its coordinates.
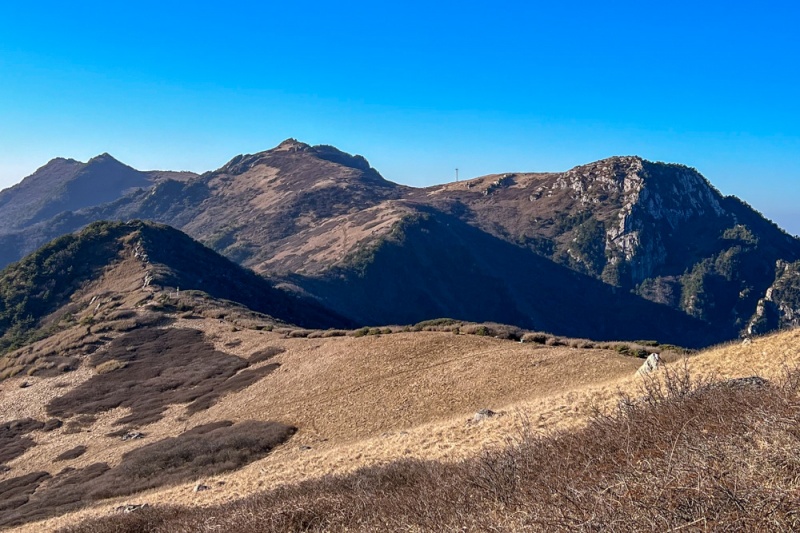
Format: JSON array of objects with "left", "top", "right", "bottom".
[
  {"left": 543, "top": 156, "right": 726, "bottom": 286},
  {"left": 747, "top": 260, "right": 800, "bottom": 335}
]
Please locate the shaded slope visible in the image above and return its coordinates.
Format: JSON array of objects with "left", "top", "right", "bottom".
[
  {"left": 419, "top": 157, "right": 800, "bottom": 337},
  {"left": 295, "top": 207, "right": 721, "bottom": 347},
  {"left": 0, "top": 155, "right": 151, "bottom": 232},
  {"left": 0, "top": 220, "right": 349, "bottom": 355},
  {"left": 0, "top": 157, "right": 196, "bottom": 267}
]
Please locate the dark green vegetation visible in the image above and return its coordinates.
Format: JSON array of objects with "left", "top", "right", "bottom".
[
  {"left": 0, "top": 221, "right": 132, "bottom": 354},
  {"left": 62, "top": 368, "right": 800, "bottom": 533},
  {"left": 47, "top": 328, "right": 280, "bottom": 426},
  {"left": 0, "top": 421, "right": 293, "bottom": 529}
]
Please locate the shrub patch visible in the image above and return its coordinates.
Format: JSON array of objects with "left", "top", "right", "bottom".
[{"left": 47, "top": 328, "right": 280, "bottom": 426}]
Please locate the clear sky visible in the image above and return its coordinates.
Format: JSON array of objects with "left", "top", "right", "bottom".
[{"left": 1, "top": 1, "right": 799, "bottom": 234}]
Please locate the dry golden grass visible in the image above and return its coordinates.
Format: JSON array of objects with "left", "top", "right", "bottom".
[
  {"left": 5, "top": 321, "right": 800, "bottom": 532},
  {"left": 62, "top": 363, "right": 800, "bottom": 532}
]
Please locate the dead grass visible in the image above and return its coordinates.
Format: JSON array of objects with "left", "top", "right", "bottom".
[
  {"left": 13, "top": 327, "right": 800, "bottom": 532},
  {"left": 249, "top": 347, "right": 285, "bottom": 364},
  {"left": 61, "top": 366, "right": 800, "bottom": 532}
]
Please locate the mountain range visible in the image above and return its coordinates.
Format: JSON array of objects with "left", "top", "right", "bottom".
[
  {"left": 2, "top": 140, "right": 800, "bottom": 530},
  {"left": 1, "top": 139, "right": 799, "bottom": 346}
]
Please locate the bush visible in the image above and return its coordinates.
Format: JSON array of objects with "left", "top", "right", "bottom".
[{"left": 94, "top": 360, "right": 127, "bottom": 375}]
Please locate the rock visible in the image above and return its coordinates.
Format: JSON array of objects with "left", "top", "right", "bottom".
[
  {"left": 194, "top": 483, "right": 210, "bottom": 492},
  {"left": 720, "top": 376, "right": 770, "bottom": 389},
  {"left": 636, "top": 353, "right": 661, "bottom": 375},
  {"left": 299, "top": 445, "right": 312, "bottom": 451},
  {"left": 473, "top": 408, "right": 497, "bottom": 422},
  {"left": 121, "top": 431, "right": 145, "bottom": 441},
  {"left": 115, "top": 503, "right": 149, "bottom": 513}
]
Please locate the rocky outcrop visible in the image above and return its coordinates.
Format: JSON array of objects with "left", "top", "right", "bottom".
[
  {"left": 747, "top": 260, "right": 800, "bottom": 335},
  {"left": 550, "top": 157, "right": 727, "bottom": 286}
]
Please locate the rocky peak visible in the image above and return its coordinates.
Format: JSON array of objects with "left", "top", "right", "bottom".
[
  {"left": 545, "top": 156, "right": 730, "bottom": 286},
  {"left": 274, "top": 138, "right": 311, "bottom": 152},
  {"left": 217, "top": 140, "right": 392, "bottom": 190},
  {"left": 746, "top": 259, "right": 800, "bottom": 335}
]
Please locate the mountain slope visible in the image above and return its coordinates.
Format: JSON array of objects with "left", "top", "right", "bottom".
[
  {"left": 0, "top": 155, "right": 196, "bottom": 265},
  {"left": 416, "top": 157, "right": 800, "bottom": 337},
  {"left": 294, "top": 207, "right": 722, "bottom": 347},
  {"left": 0, "top": 220, "right": 349, "bottom": 358},
  {"left": 2, "top": 143, "right": 799, "bottom": 344},
  {"left": 0, "top": 155, "right": 164, "bottom": 232}
]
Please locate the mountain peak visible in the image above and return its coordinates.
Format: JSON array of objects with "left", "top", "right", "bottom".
[
  {"left": 86, "top": 152, "right": 125, "bottom": 166},
  {"left": 274, "top": 138, "right": 311, "bottom": 152},
  {"left": 567, "top": 155, "right": 644, "bottom": 177}
]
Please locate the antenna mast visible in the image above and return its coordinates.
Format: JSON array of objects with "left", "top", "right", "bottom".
[{"left": 455, "top": 168, "right": 459, "bottom": 182}]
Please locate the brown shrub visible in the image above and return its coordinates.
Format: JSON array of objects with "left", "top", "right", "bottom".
[
  {"left": 43, "top": 419, "right": 63, "bottom": 431},
  {"left": 54, "top": 446, "right": 87, "bottom": 461},
  {"left": 93, "top": 360, "right": 127, "bottom": 375},
  {"left": 0, "top": 418, "right": 45, "bottom": 465},
  {"left": 47, "top": 328, "right": 280, "bottom": 426},
  {"left": 89, "top": 421, "right": 295, "bottom": 500},
  {"left": 1, "top": 421, "right": 294, "bottom": 528},
  {"left": 184, "top": 364, "right": 279, "bottom": 415},
  {"left": 0, "top": 463, "right": 109, "bottom": 528},
  {"left": 62, "top": 415, "right": 97, "bottom": 435},
  {"left": 0, "top": 472, "right": 50, "bottom": 516},
  {"left": 521, "top": 332, "right": 549, "bottom": 344},
  {"left": 62, "top": 367, "right": 800, "bottom": 532},
  {"left": 249, "top": 346, "right": 286, "bottom": 364}
]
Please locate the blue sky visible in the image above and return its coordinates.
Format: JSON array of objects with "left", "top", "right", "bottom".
[{"left": 1, "top": 1, "right": 799, "bottom": 233}]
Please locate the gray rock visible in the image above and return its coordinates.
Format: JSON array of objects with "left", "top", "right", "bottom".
[
  {"left": 121, "top": 431, "right": 145, "bottom": 441},
  {"left": 473, "top": 408, "right": 497, "bottom": 422},
  {"left": 636, "top": 353, "right": 661, "bottom": 375},
  {"left": 115, "top": 503, "right": 149, "bottom": 513}
]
